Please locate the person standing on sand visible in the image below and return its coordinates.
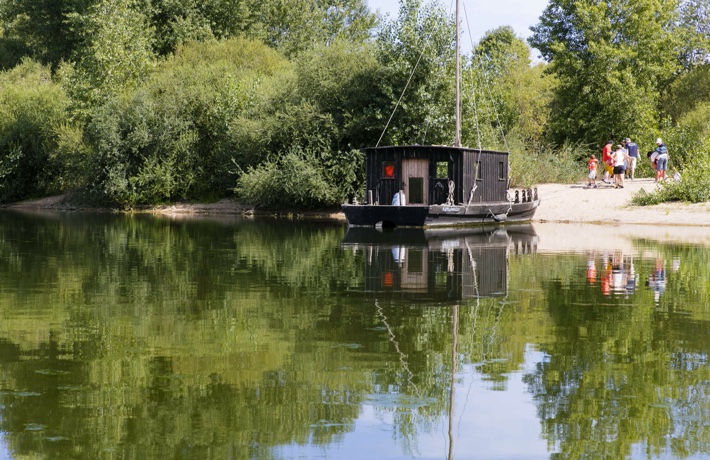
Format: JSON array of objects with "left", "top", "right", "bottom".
[
  {"left": 624, "top": 138, "right": 639, "bottom": 180},
  {"left": 587, "top": 154, "right": 598, "bottom": 188},
  {"left": 601, "top": 140, "right": 614, "bottom": 184},
  {"left": 612, "top": 144, "right": 631, "bottom": 188},
  {"left": 654, "top": 138, "right": 669, "bottom": 182}
]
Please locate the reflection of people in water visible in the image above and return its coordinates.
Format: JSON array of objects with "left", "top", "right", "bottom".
[
  {"left": 597, "top": 252, "right": 641, "bottom": 298},
  {"left": 610, "top": 251, "right": 627, "bottom": 294},
  {"left": 586, "top": 252, "right": 597, "bottom": 285},
  {"left": 625, "top": 257, "right": 637, "bottom": 294},
  {"left": 647, "top": 259, "right": 667, "bottom": 304},
  {"left": 601, "top": 252, "right": 611, "bottom": 296}
]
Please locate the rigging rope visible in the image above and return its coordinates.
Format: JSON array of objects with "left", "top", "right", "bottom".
[
  {"left": 462, "top": 3, "right": 510, "bottom": 153},
  {"left": 377, "top": 43, "right": 430, "bottom": 147},
  {"left": 374, "top": 299, "right": 420, "bottom": 396}
]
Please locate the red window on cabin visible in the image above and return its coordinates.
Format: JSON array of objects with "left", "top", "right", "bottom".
[{"left": 383, "top": 162, "right": 395, "bottom": 178}]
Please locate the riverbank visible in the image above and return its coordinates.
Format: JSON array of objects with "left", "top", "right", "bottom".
[
  {"left": 533, "top": 178, "right": 710, "bottom": 226},
  {"left": 3, "top": 177, "right": 710, "bottom": 227}
]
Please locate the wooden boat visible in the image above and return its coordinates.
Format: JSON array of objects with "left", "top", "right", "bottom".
[
  {"left": 342, "top": 144, "right": 539, "bottom": 227},
  {"left": 342, "top": 0, "right": 540, "bottom": 228}
]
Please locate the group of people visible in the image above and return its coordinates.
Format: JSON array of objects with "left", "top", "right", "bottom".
[{"left": 586, "top": 137, "right": 669, "bottom": 188}]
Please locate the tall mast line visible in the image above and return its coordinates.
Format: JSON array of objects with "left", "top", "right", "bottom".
[{"left": 454, "top": 0, "right": 461, "bottom": 147}]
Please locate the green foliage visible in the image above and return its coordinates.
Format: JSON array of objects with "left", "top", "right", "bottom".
[
  {"left": 83, "top": 94, "right": 198, "bottom": 206},
  {"left": 235, "top": 146, "right": 363, "bottom": 209},
  {"left": 632, "top": 163, "right": 710, "bottom": 206},
  {"left": 291, "top": 40, "right": 382, "bottom": 148},
  {"left": 529, "top": 0, "right": 681, "bottom": 145},
  {"left": 662, "top": 101, "right": 710, "bottom": 169},
  {"left": 82, "top": 38, "right": 287, "bottom": 207},
  {"left": 144, "top": 0, "right": 216, "bottom": 55},
  {"left": 61, "top": 0, "right": 156, "bottom": 119},
  {"left": 466, "top": 27, "right": 554, "bottom": 149},
  {"left": 509, "top": 140, "right": 589, "bottom": 187},
  {"left": 0, "top": 59, "right": 72, "bottom": 201},
  {"left": 663, "top": 64, "right": 710, "bottom": 122},
  {"left": 259, "top": 0, "right": 376, "bottom": 57},
  {"left": 373, "top": 0, "right": 456, "bottom": 145},
  {"left": 678, "top": 0, "right": 710, "bottom": 67},
  {"left": 632, "top": 103, "right": 710, "bottom": 205},
  {"left": 0, "top": 0, "right": 90, "bottom": 69}
]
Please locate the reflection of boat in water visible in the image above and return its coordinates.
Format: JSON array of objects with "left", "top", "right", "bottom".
[
  {"left": 342, "top": 224, "right": 537, "bottom": 302},
  {"left": 345, "top": 224, "right": 538, "bottom": 459}
]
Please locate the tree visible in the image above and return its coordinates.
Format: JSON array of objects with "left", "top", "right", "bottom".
[
  {"left": 678, "top": 0, "right": 710, "bottom": 68},
  {"left": 373, "top": 0, "right": 456, "bottom": 146},
  {"left": 80, "top": 38, "right": 289, "bottom": 207},
  {"left": 60, "top": 0, "right": 156, "bottom": 119},
  {"left": 258, "top": 0, "right": 376, "bottom": 57},
  {"left": 528, "top": 0, "right": 681, "bottom": 145},
  {"left": 0, "top": 0, "right": 93, "bottom": 70},
  {"left": 663, "top": 64, "right": 710, "bottom": 121},
  {"left": 0, "top": 59, "right": 71, "bottom": 201},
  {"left": 466, "top": 26, "right": 552, "bottom": 147}
]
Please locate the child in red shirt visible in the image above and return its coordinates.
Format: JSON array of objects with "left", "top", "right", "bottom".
[{"left": 587, "top": 154, "right": 599, "bottom": 188}]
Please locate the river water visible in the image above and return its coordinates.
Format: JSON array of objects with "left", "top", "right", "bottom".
[{"left": 0, "top": 211, "right": 708, "bottom": 459}]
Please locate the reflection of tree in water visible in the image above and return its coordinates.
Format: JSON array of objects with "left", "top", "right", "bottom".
[
  {"left": 365, "top": 293, "right": 524, "bottom": 456},
  {"left": 525, "top": 242, "right": 710, "bottom": 459},
  {"left": 0, "top": 212, "right": 530, "bottom": 459}
]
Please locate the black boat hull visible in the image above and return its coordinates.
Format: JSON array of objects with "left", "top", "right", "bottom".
[{"left": 342, "top": 199, "right": 540, "bottom": 228}]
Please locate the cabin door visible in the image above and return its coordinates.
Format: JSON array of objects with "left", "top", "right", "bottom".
[{"left": 401, "top": 159, "right": 429, "bottom": 205}]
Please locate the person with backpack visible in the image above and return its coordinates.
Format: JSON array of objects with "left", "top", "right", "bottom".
[
  {"left": 654, "top": 138, "right": 669, "bottom": 182},
  {"left": 623, "top": 138, "right": 639, "bottom": 180}
]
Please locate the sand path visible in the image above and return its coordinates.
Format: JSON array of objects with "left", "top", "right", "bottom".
[{"left": 533, "top": 178, "right": 710, "bottom": 226}]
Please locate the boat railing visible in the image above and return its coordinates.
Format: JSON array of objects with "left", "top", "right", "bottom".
[{"left": 511, "top": 188, "right": 539, "bottom": 203}]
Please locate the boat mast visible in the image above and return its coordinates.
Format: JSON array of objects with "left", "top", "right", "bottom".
[
  {"left": 454, "top": 0, "right": 461, "bottom": 147},
  {"left": 448, "top": 303, "right": 459, "bottom": 460}
]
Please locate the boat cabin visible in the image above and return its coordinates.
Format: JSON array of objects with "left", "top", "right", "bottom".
[{"left": 362, "top": 145, "right": 509, "bottom": 207}]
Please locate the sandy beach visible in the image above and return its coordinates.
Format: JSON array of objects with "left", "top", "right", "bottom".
[{"left": 533, "top": 178, "right": 710, "bottom": 227}]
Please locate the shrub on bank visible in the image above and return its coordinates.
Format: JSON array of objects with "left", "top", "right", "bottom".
[
  {"left": 236, "top": 148, "right": 335, "bottom": 210},
  {"left": 0, "top": 60, "right": 72, "bottom": 202},
  {"left": 632, "top": 102, "right": 710, "bottom": 206},
  {"left": 508, "top": 139, "right": 587, "bottom": 187},
  {"left": 632, "top": 149, "right": 710, "bottom": 205},
  {"left": 235, "top": 146, "right": 363, "bottom": 210},
  {"left": 81, "top": 38, "right": 288, "bottom": 207}
]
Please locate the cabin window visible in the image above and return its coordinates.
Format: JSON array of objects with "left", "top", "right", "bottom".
[
  {"left": 409, "top": 177, "right": 424, "bottom": 204},
  {"left": 382, "top": 161, "right": 395, "bottom": 179},
  {"left": 407, "top": 249, "right": 424, "bottom": 273},
  {"left": 476, "top": 161, "right": 482, "bottom": 180},
  {"left": 499, "top": 161, "right": 505, "bottom": 180},
  {"left": 436, "top": 162, "right": 448, "bottom": 179}
]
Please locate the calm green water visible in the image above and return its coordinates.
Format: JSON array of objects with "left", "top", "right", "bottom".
[{"left": 0, "top": 211, "right": 708, "bottom": 460}]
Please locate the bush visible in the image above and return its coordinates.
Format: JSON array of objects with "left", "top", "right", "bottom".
[
  {"left": 633, "top": 101, "right": 710, "bottom": 206},
  {"left": 632, "top": 142, "right": 710, "bottom": 205},
  {"left": 83, "top": 92, "right": 199, "bottom": 207},
  {"left": 508, "top": 139, "right": 587, "bottom": 186},
  {"left": 82, "top": 38, "right": 289, "bottom": 207},
  {"left": 235, "top": 147, "right": 361, "bottom": 210},
  {"left": 0, "top": 59, "right": 72, "bottom": 202}
]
